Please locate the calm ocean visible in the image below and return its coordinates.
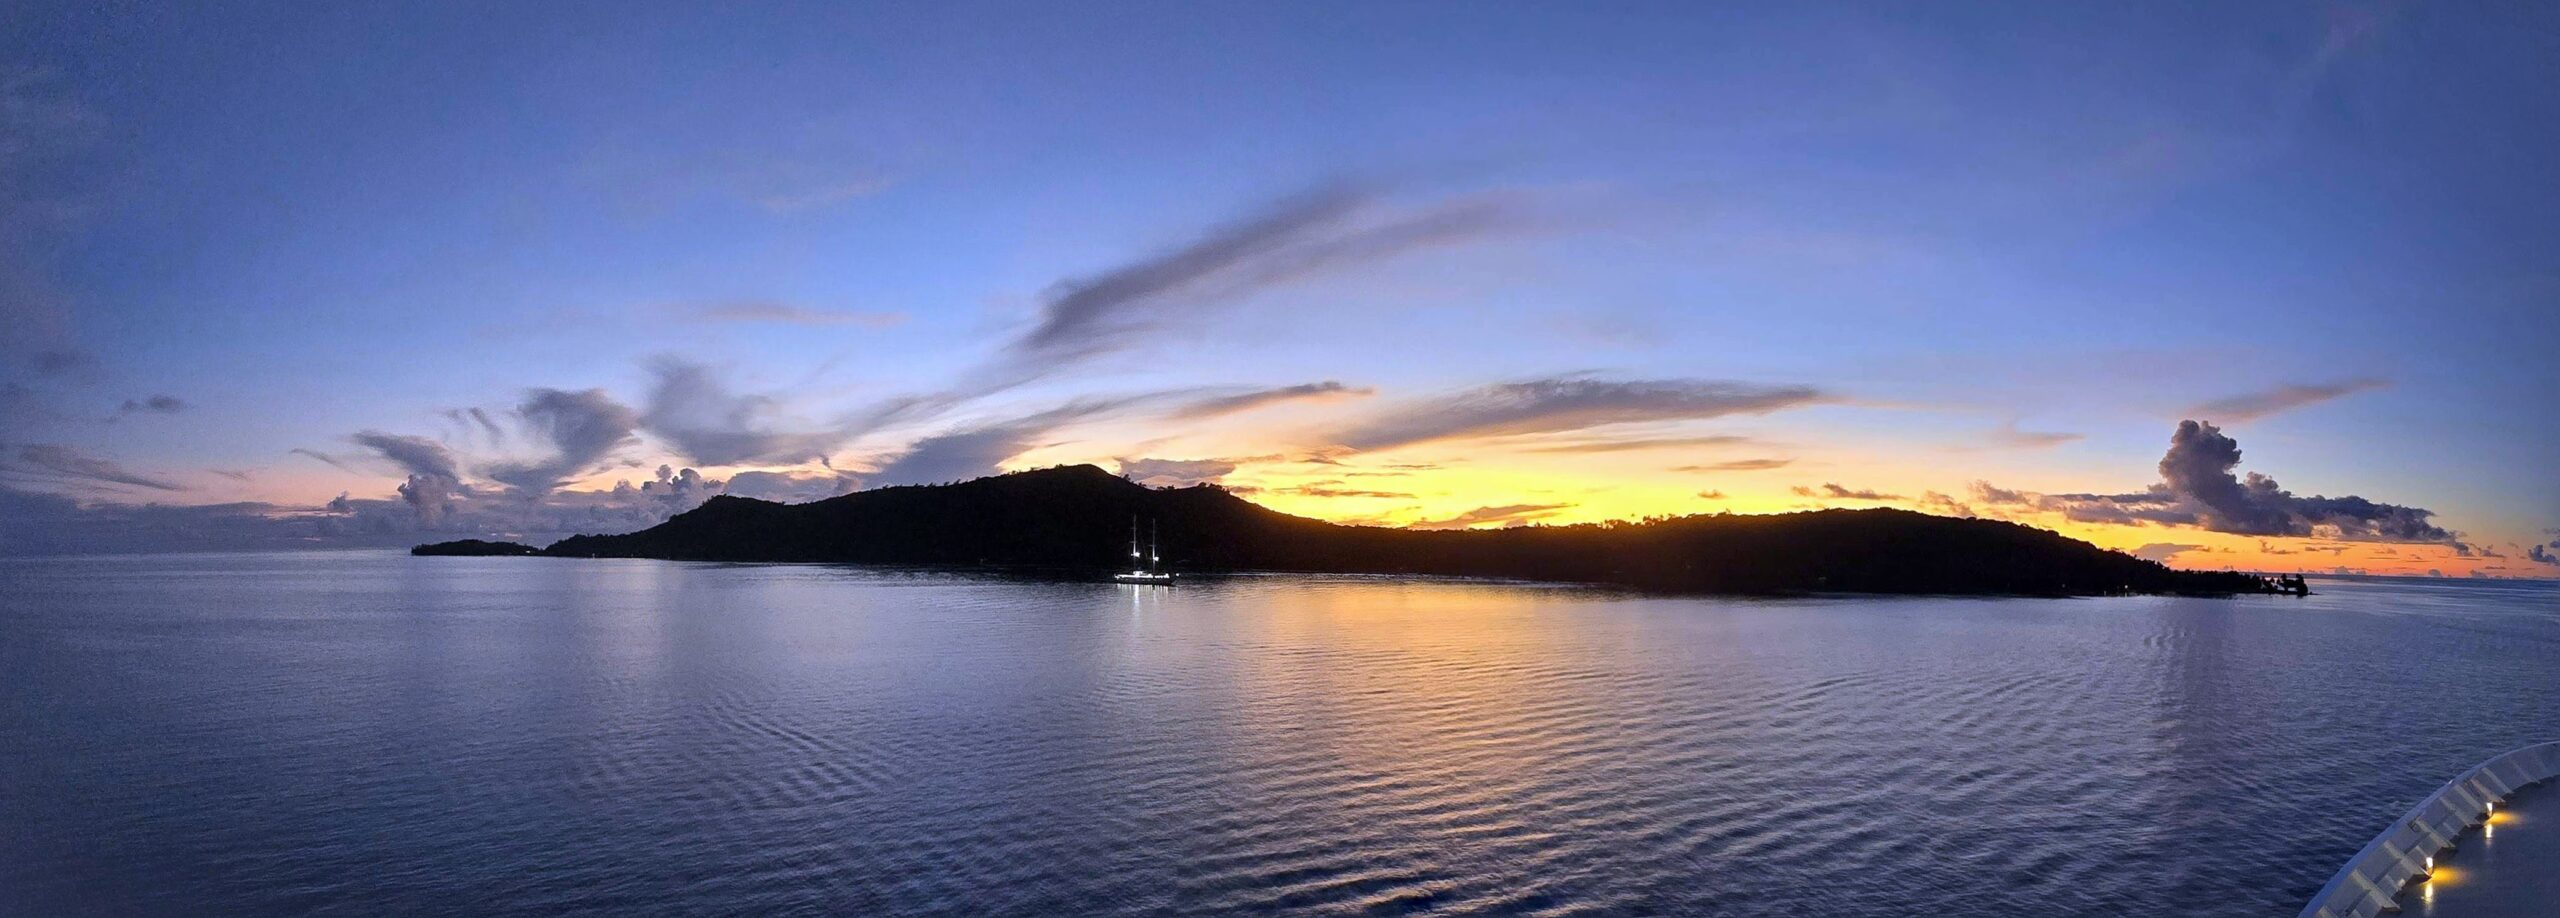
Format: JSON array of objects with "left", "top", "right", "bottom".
[{"left": 4, "top": 553, "right": 2553, "bottom": 916}]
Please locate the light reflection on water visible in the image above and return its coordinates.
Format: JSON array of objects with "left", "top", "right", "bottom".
[{"left": 2, "top": 555, "right": 2553, "bottom": 916}]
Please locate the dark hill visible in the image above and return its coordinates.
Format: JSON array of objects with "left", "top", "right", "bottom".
[
  {"left": 534, "top": 464, "right": 2266, "bottom": 596},
  {"left": 410, "top": 538, "right": 540, "bottom": 556}
]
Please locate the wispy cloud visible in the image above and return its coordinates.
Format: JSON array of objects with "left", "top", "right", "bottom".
[
  {"left": 1406, "top": 503, "right": 1572, "bottom": 530},
  {"left": 1522, "top": 434, "right": 1756, "bottom": 454},
  {"left": 869, "top": 397, "right": 1148, "bottom": 487},
  {"left": 2190, "top": 378, "right": 2388, "bottom": 423},
  {"left": 444, "top": 407, "right": 507, "bottom": 446},
  {"left": 686, "top": 301, "right": 907, "bottom": 327},
  {"left": 822, "top": 181, "right": 1530, "bottom": 438},
  {"left": 351, "top": 431, "right": 460, "bottom": 480},
  {"left": 0, "top": 72, "right": 104, "bottom": 384},
  {"left": 351, "top": 431, "right": 469, "bottom": 523},
  {"left": 1281, "top": 484, "right": 1416, "bottom": 499},
  {"left": 482, "top": 388, "right": 640, "bottom": 495},
  {"left": 640, "top": 358, "right": 846, "bottom": 467},
  {"left": 1117, "top": 457, "right": 1237, "bottom": 487},
  {"left": 1985, "top": 420, "right": 2082, "bottom": 450},
  {"left": 1673, "top": 458, "right": 1793, "bottom": 472},
  {"left": 107, "top": 394, "right": 187, "bottom": 421},
  {"left": 290, "top": 447, "right": 357, "bottom": 473},
  {"left": 2132, "top": 543, "right": 2208, "bottom": 563},
  {"left": 754, "top": 176, "right": 895, "bottom": 214},
  {"left": 1336, "top": 377, "right": 1827, "bottom": 451},
  {"left": 1168, "top": 380, "right": 1373, "bottom": 421},
  {"left": 5, "top": 443, "right": 186, "bottom": 491},
  {"left": 981, "top": 180, "right": 1528, "bottom": 390},
  {"left": 1792, "top": 483, "right": 1904, "bottom": 501}
]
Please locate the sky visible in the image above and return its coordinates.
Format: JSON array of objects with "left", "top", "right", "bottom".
[{"left": 2, "top": 1, "right": 2555, "bottom": 576}]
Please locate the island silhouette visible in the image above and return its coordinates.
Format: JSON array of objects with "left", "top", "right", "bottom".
[{"left": 415, "top": 464, "right": 2287, "bottom": 596}]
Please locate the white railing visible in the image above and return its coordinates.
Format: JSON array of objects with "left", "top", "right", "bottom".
[{"left": 2297, "top": 741, "right": 2560, "bottom": 918}]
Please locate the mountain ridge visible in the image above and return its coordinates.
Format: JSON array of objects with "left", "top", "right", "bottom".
[{"left": 421, "top": 464, "right": 2280, "bottom": 596}]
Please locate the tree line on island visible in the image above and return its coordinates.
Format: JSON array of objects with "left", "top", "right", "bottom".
[{"left": 416, "top": 464, "right": 2292, "bottom": 596}]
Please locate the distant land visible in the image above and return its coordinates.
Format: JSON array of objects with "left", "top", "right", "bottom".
[
  {"left": 415, "top": 465, "right": 2281, "bottom": 597},
  {"left": 409, "top": 538, "right": 540, "bottom": 556}
]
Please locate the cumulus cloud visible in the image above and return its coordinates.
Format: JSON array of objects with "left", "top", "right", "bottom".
[
  {"left": 1407, "top": 503, "right": 1572, "bottom": 531},
  {"left": 1793, "top": 483, "right": 1904, "bottom": 501},
  {"left": 395, "top": 472, "right": 461, "bottom": 524},
  {"left": 1117, "top": 457, "right": 1238, "bottom": 488},
  {"left": 319, "top": 463, "right": 733, "bottom": 545},
  {"left": 2529, "top": 543, "right": 2560, "bottom": 567},
  {"left": 2190, "top": 378, "right": 2388, "bottom": 423},
  {"left": 1973, "top": 420, "right": 2453, "bottom": 542},
  {"left": 1335, "top": 377, "right": 1827, "bottom": 451},
  {"left": 345, "top": 431, "right": 475, "bottom": 521},
  {"left": 482, "top": 388, "right": 639, "bottom": 495},
  {"left": 721, "top": 469, "right": 860, "bottom": 504},
  {"left": 1674, "top": 458, "right": 1793, "bottom": 472},
  {"left": 640, "top": 358, "right": 845, "bottom": 466},
  {"left": 5, "top": 427, "right": 856, "bottom": 558},
  {"left": 5, "top": 443, "right": 186, "bottom": 491},
  {"left": 1168, "top": 381, "right": 1373, "bottom": 421}
]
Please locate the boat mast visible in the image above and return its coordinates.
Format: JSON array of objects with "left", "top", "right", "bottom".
[
  {"left": 1150, "top": 519, "right": 1160, "bottom": 572},
  {"left": 1129, "top": 514, "right": 1140, "bottom": 564}
]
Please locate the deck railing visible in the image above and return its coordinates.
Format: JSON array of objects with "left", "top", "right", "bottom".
[{"left": 2297, "top": 741, "right": 2560, "bottom": 918}]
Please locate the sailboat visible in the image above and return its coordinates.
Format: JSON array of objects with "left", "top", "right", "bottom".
[{"left": 1112, "top": 515, "right": 1174, "bottom": 584}]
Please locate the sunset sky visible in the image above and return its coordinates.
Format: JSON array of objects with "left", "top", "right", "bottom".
[{"left": 3, "top": 3, "right": 2555, "bottom": 576}]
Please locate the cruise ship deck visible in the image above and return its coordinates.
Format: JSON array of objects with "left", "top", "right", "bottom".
[
  {"left": 2392, "top": 776, "right": 2559, "bottom": 917},
  {"left": 2297, "top": 742, "right": 2560, "bottom": 918}
]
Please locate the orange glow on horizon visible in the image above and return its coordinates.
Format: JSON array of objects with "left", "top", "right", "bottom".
[{"left": 186, "top": 416, "right": 2547, "bottom": 580}]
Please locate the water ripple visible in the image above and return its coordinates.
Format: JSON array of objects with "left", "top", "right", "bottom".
[{"left": 2, "top": 556, "right": 2554, "bottom": 916}]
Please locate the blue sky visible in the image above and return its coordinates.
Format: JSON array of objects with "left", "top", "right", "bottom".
[{"left": 2, "top": 2, "right": 2554, "bottom": 573}]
